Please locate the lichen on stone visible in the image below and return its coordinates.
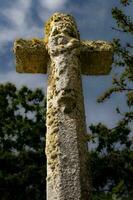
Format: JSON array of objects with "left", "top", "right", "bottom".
[
  {"left": 13, "top": 38, "right": 49, "bottom": 73},
  {"left": 80, "top": 40, "right": 113, "bottom": 75},
  {"left": 13, "top": 12, "right": 114, "bottom": 200},
  {"left": 81, "top": 40, "right": 113, "bottom": 52},
  {"left": 44, "top": 12, "right": 80, "bottom": 43}
]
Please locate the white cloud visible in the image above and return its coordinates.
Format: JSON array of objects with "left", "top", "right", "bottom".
[
  {"left": 37, "top": 0, "right": 67, "bottom": 23},
  {"left": 1, "top": 0, "right": 31, "bottom": 28},
  {"left": 0, "top": 0, "right": 110, "bottom": 44},
  {"left": 40, "top": 0, "right": 67, "bottom": 10},
  {"left": 0, "top": 26, "right": 42, "bottom": 43},
  {"left": 0, "top": 0, "right": 44, "bottom": 43},
  {"left": 0, "top": 0, "right": 68, "bottom": 44}
]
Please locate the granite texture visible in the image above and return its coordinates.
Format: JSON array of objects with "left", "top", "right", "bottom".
[
  {"left": 13, "top": 12, "right": 113, "bottom": 200},
  {"left": 46, "top": 13, "right": 91, "bottom": 200}
]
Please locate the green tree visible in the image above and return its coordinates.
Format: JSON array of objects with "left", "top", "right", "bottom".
[
  {"left": 0, "top": 83, "right": 46, "bottom": 200},
  {"left": 98, "top": 0, "right": 133, "bottom": 123},
  {"left": 90, "top": 122, "right": 133, "bottom": 200},
  {"left": 90, "top": 0, "right": 133, "bottom": 199}
]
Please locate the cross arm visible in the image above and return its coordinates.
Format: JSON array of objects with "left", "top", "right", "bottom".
[
  {"left": 80, "top": 40, "right": 113, "bottom": 75},
  {"left": 13, "top": 39, "right": 49, "bottom": 73}
]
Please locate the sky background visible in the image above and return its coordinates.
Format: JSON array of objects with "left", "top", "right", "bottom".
[{"left": 0, "top": 0, "right": 132, "bottom": 130}]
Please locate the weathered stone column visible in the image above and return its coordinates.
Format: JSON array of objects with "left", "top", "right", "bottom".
[
  {"left": 45, "top": 13, "right": 91, "bottom": 200},
  {"left": 13, "top": 11, "right": 113, "bottom": 200}
]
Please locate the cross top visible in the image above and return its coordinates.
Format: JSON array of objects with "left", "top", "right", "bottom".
[
  {"left": 14, "top": 12, "right": 113, "bottom": 76},
  {"left": 13, "top": 12, "right": 113, "bottom": 200}
]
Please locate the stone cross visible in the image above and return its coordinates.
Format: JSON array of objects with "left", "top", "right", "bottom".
[{"left": 13, "top": 13, "right": 113, "bottom": 200}]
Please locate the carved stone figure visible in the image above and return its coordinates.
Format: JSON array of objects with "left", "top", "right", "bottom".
[{"left": 13, "top": 12, "right": 113, "bottom": 200}]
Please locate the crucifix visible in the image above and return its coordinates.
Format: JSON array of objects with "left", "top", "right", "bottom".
[{"left": 13, "top": 13, "right": 113, "bottom": 200}]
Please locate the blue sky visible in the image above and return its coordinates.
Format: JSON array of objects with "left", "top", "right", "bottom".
[{"left": 0, "top": 0, "right": 132, "bottom": 129}]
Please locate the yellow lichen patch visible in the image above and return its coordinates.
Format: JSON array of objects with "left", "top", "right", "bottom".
[
  {"left": 80, "top": 40, "right": 113, "bottom": 75},
  {"left": 46, "top": 130, "right": 59, "bottom": 174},
  {"left": 47, "top": 62, "right": 56, "bottom": 89},
  {"left": 81, "top": 40, "right": 113, "bottom": 52},
  {"left": 44, "top": 12, "right": 80, "bottom": 43},
  {"left": 47, "top": 116, "right": 55, "bottom": 126},
  {"left": 46, "top": 132, "right": 58, "bottom": 153},
  {"left": 13, "top": 38, "right": 49, "bottom": 73},
  {"left": 46, "top": 94, "right": 60, "bottom": 177},
  {"left": 31, "top": 38, "right": 44, "bottom": 45}
]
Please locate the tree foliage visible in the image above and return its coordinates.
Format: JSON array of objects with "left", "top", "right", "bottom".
[
  {"left": 91, "top": 0, "right": 133, "bottom": 199},
  {"left": 0, "top": 83, "right": 46, "bottom": 200},
  {"left": 90, "top": 122, "right": 133, "bottom": 200},
  {"left": 98, "top": 0, "right": 133, "bottom": 118}
]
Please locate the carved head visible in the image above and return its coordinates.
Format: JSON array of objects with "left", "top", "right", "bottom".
[{"left": 44, "top": 12, "right": 80, "bottom": 42}]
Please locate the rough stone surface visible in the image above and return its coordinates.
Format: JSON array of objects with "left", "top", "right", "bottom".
[
  {"left": 13, "top": 38, "right": 49, "bottom": 73},
  {"left": 45, "top": 13, "right": 91, "bottom": 200},
  {"left": 13, "top": 12, "right": 113, "bottom": 200},
  {"left": 80, "top": 40, "right": 113, "bottom": 75},
  {"left": 13, "top": 39, "right": 113, "bottom": 76}
]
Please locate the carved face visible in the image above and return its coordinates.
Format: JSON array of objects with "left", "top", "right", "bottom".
[{"left": 45, "top": 12, "right": 80, "bottom": 42}]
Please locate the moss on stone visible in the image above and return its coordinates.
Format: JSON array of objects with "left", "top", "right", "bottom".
[
  {"left": 44, "top": 12, "right": 80, "bottom": 43},
  {"left": 13, "top": 38, "right": 49, "bottom": 73},
  {"left": 80, "top": 40, "right": 113, "bottom": 75}
]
